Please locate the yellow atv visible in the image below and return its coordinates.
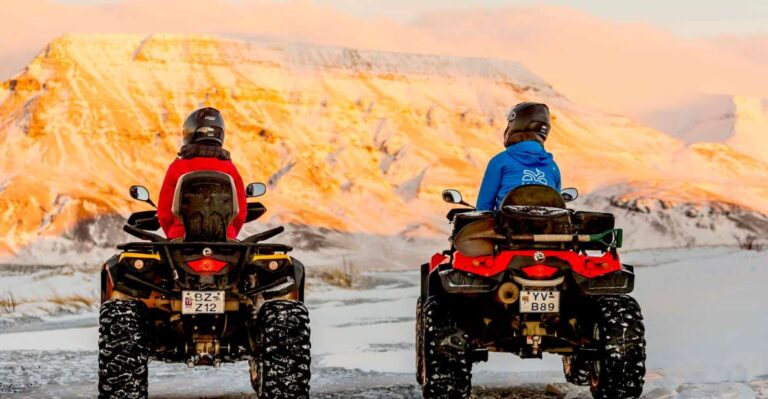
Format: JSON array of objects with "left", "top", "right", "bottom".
[{"left": 99, "top": 172, "right": 309, "bottom": 398}]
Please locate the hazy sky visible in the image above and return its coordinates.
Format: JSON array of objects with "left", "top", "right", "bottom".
[
  {"left": 313, "top": 0, "right": 768, "bottom": 36},
  {"left": 57, "top": 0, "right": 768, "bottom": 37}
]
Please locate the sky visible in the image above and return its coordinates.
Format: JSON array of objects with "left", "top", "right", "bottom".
[
  {"left": 59, "top": 0, "right": 768, "bottom": 36},
  {"left": 314, "top": 0, "right": 768, "bottom": 36},
  {"left": 2, "top": 0, "right": 767, "bottom": 118}
]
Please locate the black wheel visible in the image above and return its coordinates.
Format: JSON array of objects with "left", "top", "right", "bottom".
[
  {"left": 98, "top": 300, "right": 150, "bottom": 399},
  {"left": 252, "top": 300, "right": 311, "bottom": 399},
  {"left": 562, "top": 353, "right": 589, "bottom": 385},
  {"left": 422, "top": 296, "right": 471, "bottom": 399},
  {"left": 587, "top": 295, "right": 646, "bottom": 399},
  {"left": 416, "top": 297, "right": 424, "bottom": 385}
]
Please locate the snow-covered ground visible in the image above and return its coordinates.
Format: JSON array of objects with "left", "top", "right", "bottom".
[{"left": 0, "top": 247, "right": 766, "bottom": 398}]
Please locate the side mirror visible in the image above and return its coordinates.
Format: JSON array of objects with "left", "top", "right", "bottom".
[
  {"left": 561, "top": 188, "right": 579, "bottom": 202},
  {"left": 246, "top": 182, "right": 267, "bottom": 198},
  {"left": 130, "top": 185, "right": 156, "bottom": 208},
  {"left": 442, "top": 189, "right": 463, "bottom": 204}
]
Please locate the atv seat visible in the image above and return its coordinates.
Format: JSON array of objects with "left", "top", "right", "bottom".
[
  {"left": 499, "top": 184, "right": 566, "bottom": 209},
  {"left": 171, "top": 171, "right": 238, "bottom": 242}
]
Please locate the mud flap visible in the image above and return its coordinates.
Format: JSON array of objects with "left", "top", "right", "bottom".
[
  {"left": 420, "top": 263, "right": 429, "bottom": 300},
  {"left": 574, "top": 265, "right": 635, "bottom": 295},
  {"left": 437, "top": 268, "right": 500, "bottom": 294}
]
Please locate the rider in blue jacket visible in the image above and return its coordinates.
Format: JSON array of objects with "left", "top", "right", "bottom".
[{"left": 476, "top": 102, "right": 561, "bottom": 211}]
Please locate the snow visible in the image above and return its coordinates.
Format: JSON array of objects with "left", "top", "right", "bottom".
[
  {"left": 639, "top": 94, "right": 768, "bottom": 162},
  {"left": 631, "top": 250, "right": 768, "bottom": 381},
  {"left": 0, "top": 327, "right": 96, "bottom": 351},
  {"left": 0, "top": 265, "right": 99, "bottom": 318},
  {"left": 0, "top": 247, "right": 766, "bottom": 397},
  {"left": 579, "top": 183, "right": 768, "bottom": 250},
  {"left": 639, "top": 94, "right": 737, "bottom": 144}
]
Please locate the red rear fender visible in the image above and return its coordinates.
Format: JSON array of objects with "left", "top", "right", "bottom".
[
  {"left": 429, "top": 253, "right": 449, "bottom": 271},
  {"left": 452, "top": 250, "right": 622, "bottom": 278}
]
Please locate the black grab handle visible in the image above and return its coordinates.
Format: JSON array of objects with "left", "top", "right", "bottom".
[
  {"left": 123, "top": 225, "right": 167, "bottom": 242},
  {"left": 243, "top": 226, "right": 285, "bottom": 243}
]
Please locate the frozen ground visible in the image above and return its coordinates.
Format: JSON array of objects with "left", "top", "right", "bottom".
[{"left": 0, "top": 247, "right": 766, "bottom": 398}]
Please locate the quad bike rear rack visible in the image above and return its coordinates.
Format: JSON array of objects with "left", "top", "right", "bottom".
[{"left": 117, "top": 241, "right": 293, "bottom": 252}]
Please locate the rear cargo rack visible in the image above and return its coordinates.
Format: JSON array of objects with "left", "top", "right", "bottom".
[{"left": 117, "top": 241, "right": 293, "bottom": 253}]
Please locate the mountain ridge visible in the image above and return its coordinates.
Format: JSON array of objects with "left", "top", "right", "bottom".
[
  {"left": 640, "top": 94, "right": 768, "bottom": 161},
  {"left": 0, "top": 34, "right": 766, "bottom": 257}
]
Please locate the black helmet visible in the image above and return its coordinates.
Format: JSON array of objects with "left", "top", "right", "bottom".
[
  {"left": 182, "top": 107, "right": 225, "bottom": 146},
  {"left": 505, "top": 102, "right": 551, "bottom": 143}
]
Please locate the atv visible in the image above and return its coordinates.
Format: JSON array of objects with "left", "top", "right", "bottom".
[
  {"left": 99, "top": 171, "right": 310, "bottom": 399},
  {"left": 416, "top": 185, "right": 646, "bottom": 399}
]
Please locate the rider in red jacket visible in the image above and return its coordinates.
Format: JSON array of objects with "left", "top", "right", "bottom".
[{"left": 157, "top": 107, "right": 247, "bottom": 240}]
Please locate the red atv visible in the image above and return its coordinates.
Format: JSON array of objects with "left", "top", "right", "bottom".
[{"left": 416, "top": 185, "right": 646, "bottom": 399}]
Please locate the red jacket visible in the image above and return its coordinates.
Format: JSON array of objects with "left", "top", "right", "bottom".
[{"left": 158, "top": 157, "right": 247, "bottom": 240}]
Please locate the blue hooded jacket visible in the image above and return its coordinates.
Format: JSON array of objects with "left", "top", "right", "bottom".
[{"left": 476, "top": 141, "right": 561, "bottom": 211}]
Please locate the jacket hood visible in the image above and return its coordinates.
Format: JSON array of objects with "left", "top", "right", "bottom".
[{"left": 504, "top": 141, "right": 553, "bottom": 166}]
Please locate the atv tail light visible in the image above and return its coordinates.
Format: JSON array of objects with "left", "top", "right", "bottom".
[
  {"left": 575, "top": 258, "right": 622, "bottom": 277},
  {"left": 187, "top": 258, "right": 228, "bottom": 273},
  {"left": 521, "top": 264, "right": 559, "bottom": 279}
]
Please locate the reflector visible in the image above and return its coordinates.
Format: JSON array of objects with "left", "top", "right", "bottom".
[
  {"left": 187, "top": 258, "right": 228, "bottom": 273},
  {"left": 521, "top": 264, "right": 559, "bottom": 279}
]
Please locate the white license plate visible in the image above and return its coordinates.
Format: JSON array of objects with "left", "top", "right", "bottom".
[
  {"left": 182, "top": 291, "right": 225, "bottom": 314},
  {"left": 520, "top": 290, "right": 560, "bottom": 313}
]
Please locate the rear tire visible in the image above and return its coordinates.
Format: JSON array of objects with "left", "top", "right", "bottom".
[
  {"left": 587, "top": 295, "right": 646, "bottom": 399},
  {"left": 422, "top": 296, "right": 471, "bottom": 399},
  {"left": 98, "top": 300, "right": 150, "bottom": 399},
  {"left": 416, "top": 297, "right": 424, "bottom": 385},
  {"left": 252, "top": 300, "right": 311, "bottom": 399}
]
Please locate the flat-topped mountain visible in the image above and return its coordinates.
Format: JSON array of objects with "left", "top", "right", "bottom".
[{"left": 0, "top": 34, "right": 766, "bottom": 258}]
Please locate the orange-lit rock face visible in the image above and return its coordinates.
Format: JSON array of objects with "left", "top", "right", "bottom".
[{"left": 0, "top": 34, "right": 766, "bottom": 254}]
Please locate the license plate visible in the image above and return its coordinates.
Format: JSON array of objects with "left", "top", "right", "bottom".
[
  {"left": 182, "top": 291, "right": 225, "bottom": 314},
  {"left": 520, "top": 290, "right": 560, "bottom": 313}
]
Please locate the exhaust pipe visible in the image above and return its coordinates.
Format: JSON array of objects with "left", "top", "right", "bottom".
[{"left": 496, "top": 282, "right": 520, "bottom": 305}]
